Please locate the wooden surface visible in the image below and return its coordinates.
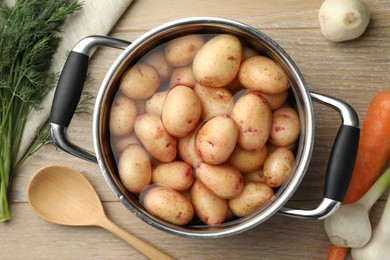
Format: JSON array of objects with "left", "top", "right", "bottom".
[{"left": 1, "top": 0, "right": 390, "bottom": 259}]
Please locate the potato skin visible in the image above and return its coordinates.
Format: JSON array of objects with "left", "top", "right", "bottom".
[
  {"left": 165, "top": 34, "right": 205, "bottom": 67},
  {"left": 118, "top": 144, "right": 151, "bottom": 193},
  {"left": 145, "top": 91, "right": 168, "bottom": 116},
  {"left": 228, "top": 182, "right": 274, "bottom": 217},
  {"left": 260, "top": 90, "right": 289, "bottom": 110},
  {"left": 263, "top": 147, "right": 295, "bottom": 188},
  {"left": 169, "top": 66, "right": 196, "bottom": 89},
  {"left": 162, "top": 85, "right": 202, "bottom": 137},
  {"left": 177, "top": 129, "right": 202, "bottom": 167},
  {"left": 195, "top": 163, "right": 244, "bottom": 199},
  {"left": 134, "top": 113, "right": 177, "bottom": 162},
  {"left": 269, "top": 107, "right": 300, "bottom": 147},
  {"left": 238, "top": 55, "right": 289, "bottom": 94},
  {"left": 193, "top": 34, "right": 242, "bottom": 88},
  {"left": 231, "top": 91, "right": 272, "bottom": 151},
  {"left": 228, "top": 145, "right": 268, "bottom": 173},
  {"left": 152, "top": 161, "right": 194, "bottom": 191},
  {"left": 109, "top": 95, "right": 137, "bottom": 136},
  {"left": 194, "top": 83, "right": 234, "bottom": 119},
  {"left": 191, "top": 180, "right": 228, "bottom": 226},
  {"left": 119, "top": 63, "right": 160, "bottom": 99},
  {"left": 141, "top": 185, "right": 194, "bottom": 225},
  {"left": 143, "top": 50, "right": 173, "bottom": 81},
  {"left": 195, "top": 115, "right": 238, "bottom": 165}
]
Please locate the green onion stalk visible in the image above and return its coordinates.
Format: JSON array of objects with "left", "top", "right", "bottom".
[{"left": 0, "top": 0, "right": 82, "bottom": 222}]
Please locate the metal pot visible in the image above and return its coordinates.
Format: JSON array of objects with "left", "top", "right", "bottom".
[{"left": 49, "top": 17, "right": 360, "bottom": 238}]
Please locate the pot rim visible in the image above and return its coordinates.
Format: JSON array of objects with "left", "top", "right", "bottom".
[{"left": 93, "top": 16, "right": 315, "bottom": 238}]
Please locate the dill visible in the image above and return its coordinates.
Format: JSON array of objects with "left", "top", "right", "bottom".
[{"left": 0, "top": 0, "right": 82, "bottom": 222}]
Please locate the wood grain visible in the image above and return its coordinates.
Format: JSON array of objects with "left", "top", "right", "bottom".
[{"left": 1, "top": 0, "right": 389, "bottom": 259}]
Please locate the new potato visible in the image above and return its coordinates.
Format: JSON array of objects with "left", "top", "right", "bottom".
[
  {"left": 269, "top": 107, "right": 300, "bottom": 147},
  {"left": 263, "top": 147, "right": 295, "bottom": 188},
  {"left": 162, "top": 85, "right": 202, "bottom": 137},
  {"left": 165, "top": 34, "right": 205, "bottom": 67},
  {"left": 118, "top": 144, "right": 151, "bottom": 194},
  {"left": 195, "top": 115, "right": 238, "bottom": 165},
  {"left": 119, "top": 63, "right": 160, "bottom": 99},
  {"left": 152, "top": 161, "right": 194, "bottom": 191},
  {"left": 134, "top": 113, "right": 177, "bottom": 162},
  {"left": 231, "top": 91, "right": 272, "bottom": 151},
  {"left": 145, "top": 90, "right": 168, "bottom": 116},
  {"left": 193, "top": 34, "right": 242, "bottom": 88},
  {"left": 109, "top": 95, "right": 137, "bottom": 136},
  {"left": 191, "top": 180, "right": 228, "bottom": 226},
  {"left": 228, "top": 182, "right": 275, "bottom": 217},
  {"left": 141, "top": 185, "right": 194, "bottom": 225},
  {"left": 228, "top": 144, "right": 268, "bottom": 173},
  {"left": 196, "top": 163, "right": 244, "bottom": 199},
  {"left": 194, "top": 83, "right": 234, "bottom": 119},
  {"left": 239, "top": 55, "right": 289, "bottom": 94}
]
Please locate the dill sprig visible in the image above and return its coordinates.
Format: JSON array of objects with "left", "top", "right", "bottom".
[{"left": 0, "top": 0, "right": 82, "bottom": 222}]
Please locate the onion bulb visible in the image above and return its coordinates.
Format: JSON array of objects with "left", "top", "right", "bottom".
[{"left": 324, "top": 167, "right": 390, "bottom": 248}]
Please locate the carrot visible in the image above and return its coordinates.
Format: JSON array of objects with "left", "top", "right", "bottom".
[
  {"left": 344, "top": 90, "right": 390, "bottom": 204},
  {"left": 327, "top": 90, "right": 390, "bottom": 260},
  {"left": 327, "top": 244, "right": 347, "bottom": 260}
]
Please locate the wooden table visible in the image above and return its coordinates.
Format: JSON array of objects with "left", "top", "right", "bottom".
[{"left": 1, "top": 0, "right": 389, "bottom": 259}]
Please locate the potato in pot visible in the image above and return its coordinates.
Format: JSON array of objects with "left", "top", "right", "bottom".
[
  {"left": 162, "top": 85, "right": 202, "bottom": 138},
  {"left": 193, "top": 34, "right": 242, "bottom": 88}
]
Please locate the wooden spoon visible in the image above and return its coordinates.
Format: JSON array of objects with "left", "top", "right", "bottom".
[{"left": 27, "top": 164, "right": 174, "bottom": 260}]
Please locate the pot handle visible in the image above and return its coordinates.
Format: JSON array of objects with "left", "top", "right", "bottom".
[
  {"left": 278, "top": 91, "right": 360, "bottom": 219},
  {"left": 50, "top": 36, "right": 131, "bottom": 163}
]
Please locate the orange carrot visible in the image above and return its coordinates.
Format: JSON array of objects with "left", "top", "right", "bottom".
[
  {"left": 327, "top": 244, "right": 347, "bottom": 260},
  {"left": 327, "top": 90, "right": 390, "bottom": 260},
  {"left": 344, "top": 90, "right": 390, "bottom": 204}
]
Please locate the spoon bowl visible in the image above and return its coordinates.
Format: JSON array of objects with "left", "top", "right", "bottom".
[{"left": 27, "top": 164, "right": 173, "bottom": 260}]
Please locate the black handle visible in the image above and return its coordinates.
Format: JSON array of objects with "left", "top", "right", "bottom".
[
  {"left": 50, "top": 51, "right": 89, "bottom": 127},
  {"left": 323, "top": 125, "right": 360, "bottom": 201}
]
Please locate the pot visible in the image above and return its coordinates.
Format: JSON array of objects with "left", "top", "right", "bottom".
[{"left": 49, "top": 17, "right": 360, "bottom": 238}]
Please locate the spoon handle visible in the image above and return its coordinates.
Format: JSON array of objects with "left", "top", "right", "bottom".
[{"left": 99, "top": 216, "right": 174, "bottom": 260}]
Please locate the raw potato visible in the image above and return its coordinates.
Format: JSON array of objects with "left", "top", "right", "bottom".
[
  {"left": 118, "top": 144, "right": 151, "bottom": 193},
  {"left": 119, "top": 63, "right": 161, "bottom": 100},
  {"left": 141, "top": 185, "right": 194, "bottom": 225},
  {"left": 238, "top": 55, "right": 289, "bottom": 94},
  {"left": 165, "top": 34, "right": 205, "bottom": 67},
  {"left": 194, "top": 83, "right": 234, "bottom": 119},
  {"left": 263, "top": 147, "right": 295, "bottom": 188},
  {"left": 152, "top": 161, "right": 194, "bottom": 191},
  {"left": 228, "top": 182, "right": 274, "bottom": 217},
  {"left": 134, "top": 113, "right": 177, "bottom": 162},
  {"left": 269, "top": 107, "right": 300, "bottom": 147},
  {"left": 242, "top": 47, "right": 258, "bottom": 61},
  {"left": 318, "top": 0, "right": 371, "bottom": 42},
  {"left": 231, "top": 92, "right": 272, "bottom": 151},
  {"left": 109, "top": 95, "right": 137, "bottom": 136},
  {"left": 177, "top": 129, "right": 202, "bottom": 167},
  {"left": 143, "top": 50, "right": 173, "bottom": 81},
  {"left": 243, "top": 170, "right": 265, "bottom": 184},
  {"left": 195, "top": 115, "right": 238, "bottom": 164},
  {"left": 196, "top": 163, "right": 244, "bottom": 199},
  {"left": 162, "top": 85, "right": 202, "bottom": 137},
  {"left": 261, "top": 90, "right": 289, "bottom": 110},
  {"left": 193, "top": 34, "right": 242, "bottom": 87},
  {"left": 145, "top": 91, "right": 168, "bottom": 116},
  {"left": 191, "top": 180, "right": 228, "bottom": 226},
  {"left": 169, "top": 66, "right": 196, "bottom": 89},
  {"left": 111, "top": 131, "right": 140, "bottom": 157},
  {"left": 228, "top": 145, "right": 268, "bottom": 173}
]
